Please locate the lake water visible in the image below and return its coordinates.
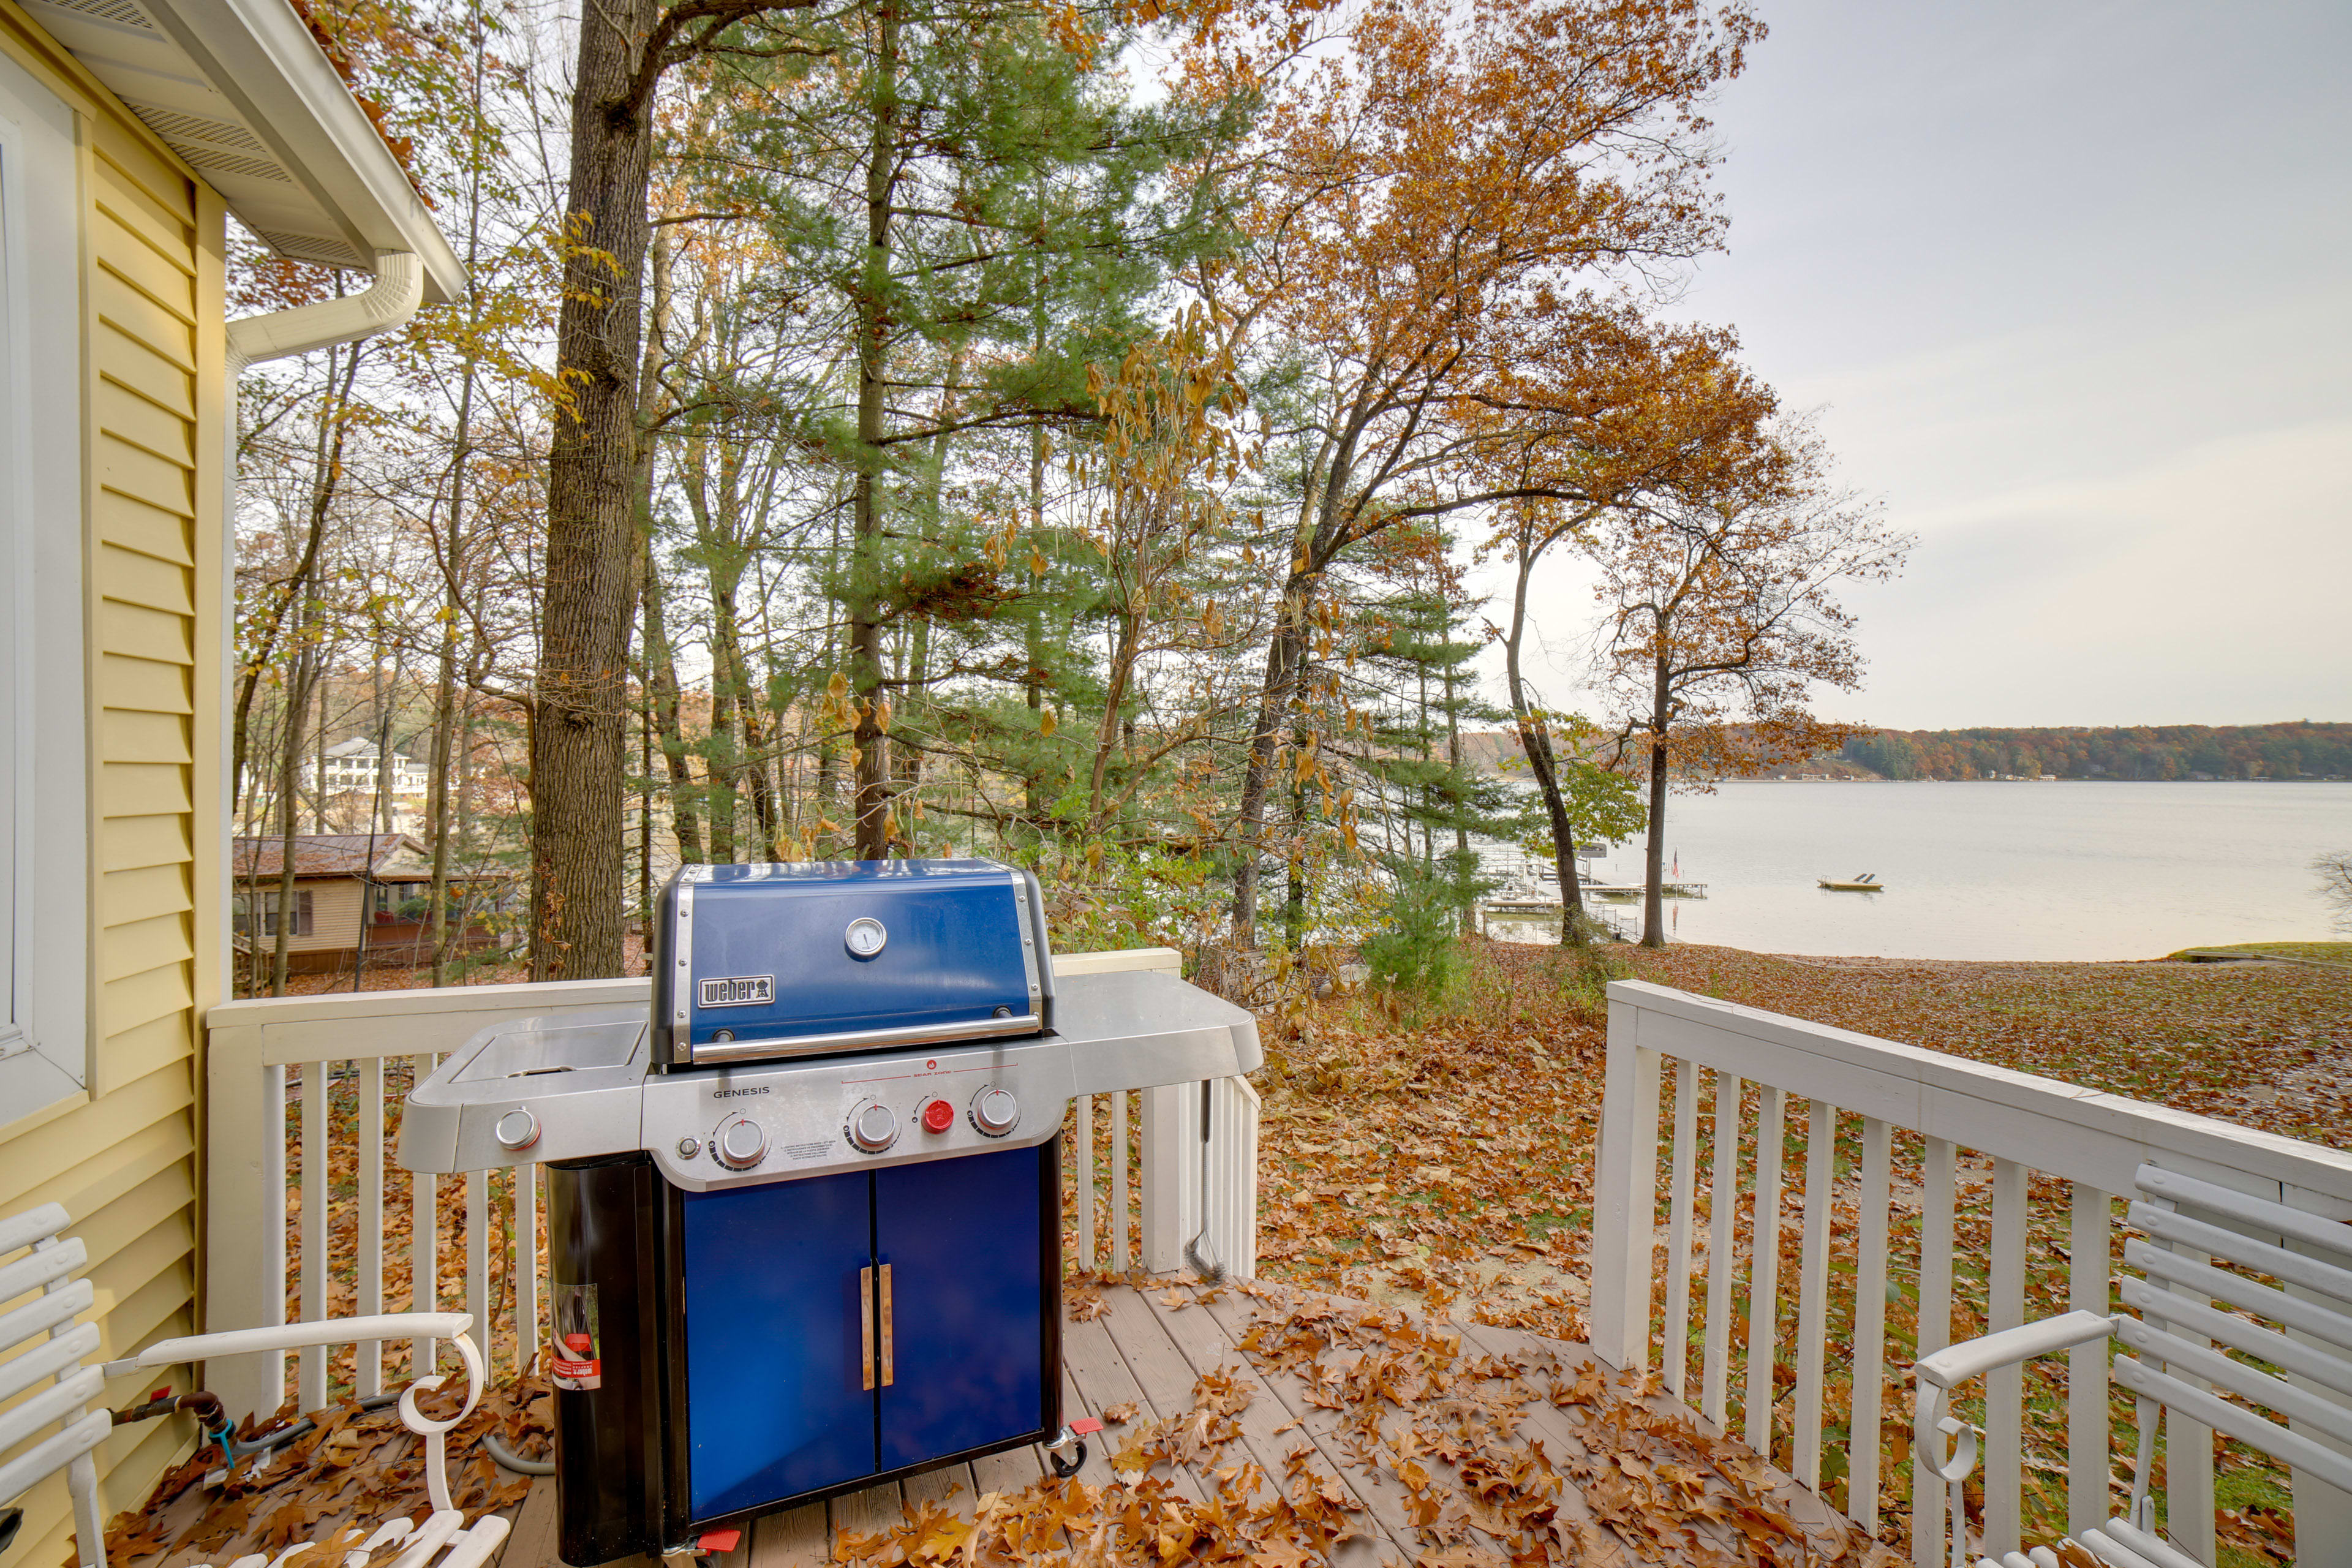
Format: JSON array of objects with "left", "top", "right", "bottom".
[{"left": 1485, "top": 780, "right": 2352, "bottom": 962}]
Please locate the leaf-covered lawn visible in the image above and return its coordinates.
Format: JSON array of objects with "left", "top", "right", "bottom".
[{"left": 1247, "top": 938, "right": 2350, "bottom": 1564}]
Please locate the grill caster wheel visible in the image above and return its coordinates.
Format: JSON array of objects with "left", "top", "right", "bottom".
[{"left": 1049, "top": 1442, "right": 1085, "bottom": 1480}]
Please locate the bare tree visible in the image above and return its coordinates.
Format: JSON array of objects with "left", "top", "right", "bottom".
[
  {"left": 1588, "top": 434, "right": 1910, "bottom": 946},
  {"left": 2318, "top": 850, "right": 2352, "bottom": 935}
]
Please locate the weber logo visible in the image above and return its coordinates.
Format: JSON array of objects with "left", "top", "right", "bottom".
[{"left": 698, "top": 974, "right": 775, "bottom": 1008}]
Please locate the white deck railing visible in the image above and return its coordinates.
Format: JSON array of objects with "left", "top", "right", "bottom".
[
  {"left": 203, "top": 947, "right": 1257, "bottom": 1423},
  {"left": 1591, "top": 979, "right": 2352, "bottom": 1567}
]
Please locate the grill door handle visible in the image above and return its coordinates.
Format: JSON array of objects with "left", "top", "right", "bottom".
[
  {"left": 860, "top": 1266, "right": 875, "bottom": 1391},
  {"left": 879, "top": 1264, "right": 895, "bottom": 1387}
]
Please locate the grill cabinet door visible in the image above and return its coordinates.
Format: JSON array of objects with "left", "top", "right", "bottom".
[
  {"left": 873, "top": 1143, "right": 1053, "bottom": 1469},
  {"left": 680, "top": 1171, "right": 878, "bottom": 1517}
]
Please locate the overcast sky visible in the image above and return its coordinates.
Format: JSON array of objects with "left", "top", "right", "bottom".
[{"left": 1474, "top": 0, "right": 2352, "bottom": 731}]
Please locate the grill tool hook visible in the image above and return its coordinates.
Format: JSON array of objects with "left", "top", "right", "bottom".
[{"left": 1183, "top": 1079, "right": 1224, "bottom": 1282}]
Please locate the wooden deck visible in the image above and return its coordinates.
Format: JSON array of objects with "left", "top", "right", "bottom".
[{"left": 497, "top": 1276, "right": 1892, "bottom": 1568}]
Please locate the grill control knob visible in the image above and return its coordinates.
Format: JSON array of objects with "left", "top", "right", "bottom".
[
  {"left": 494, "top": 1109, "right": 540, "bottom": 1152},
  {"left": 715, "top": 1117, "right": 767, "bottom": 1170},
  {"left": 971, "top": 1088, "right": 1019, "bottom": 1137},
  {"left": 850, "top": 1102, "right": 898, "bottom": 1153},
  {"left": 921, "top": 1099, "right": 956, "bottom": 1134}
]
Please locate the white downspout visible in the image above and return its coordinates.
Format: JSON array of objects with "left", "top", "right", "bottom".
[
  {"left": 213, "top": 249, "right": 424, "bottom": 1005},
  {"left": 227, "top": 248, "right": 423, "bottom": 371}
]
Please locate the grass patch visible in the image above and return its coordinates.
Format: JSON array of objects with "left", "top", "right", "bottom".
[{"left": 2169, "top": 940, "right": 2352, "bottom": 966}]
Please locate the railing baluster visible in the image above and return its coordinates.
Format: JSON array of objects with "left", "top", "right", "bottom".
[
  {"left": 2068, "top": 1182, "right": 2111, "bottom": 1540},
  {"left": 1915, "top": 1134, "right": 1956, "bottom": 1568},
  {"left": 300, "top": 1060, "right": 328, "bottom": 1414},
  {"left": 514, "top": 1162, "right": 538, "bottom": 1378},
  {"left": 1589, "top": 1011, "right": 1661, "bottom": 1372},
  {"left": 356, "top": 1057, "right": 383, "bottom": 1398},
  {"left": 1226, "top": 1075, "right": 1260, "bottom": 1281},
  {"left": 1664, "top": 1057, "right": 1699, "bottom": 1400},
  {"left": 1702, "top": 1069, "right": 1741, "bottom": 1430},
  {"left": 411, "top": 1053, "right": 438, "bottom": 1379},
  {"left": 1793, "top": 1098, "right": 1834, "bottom": 1490},
  {"left": 2156, "top": 1219, "right": 2217, "bottom": 1565},
  {"left": 1986, "top": 1156, "right": 2027, "bottom": 1556},
  {"left": 1111, "top": 1088, "right": 1129, "bottom": 1273},
  {"left": 265, "top": 1061, "right": 288, "bottom": 1411},
  {"left": 1076, "top": 1092, "right": 1096, "bottom": 1272},
  {"left": 466, "top": 1169, "right": 488, "bottom": 1360},
  {"left": 1744, "top": 1084, "right": 1785, "bottom": 1458},
  {"left": 1849, "top": 1114, "right": 1891, "bottom": 1531}
]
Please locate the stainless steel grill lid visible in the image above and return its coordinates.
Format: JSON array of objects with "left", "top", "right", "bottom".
[{"left": 649, "top": 860, "right": 1053, "bottom": 1069}]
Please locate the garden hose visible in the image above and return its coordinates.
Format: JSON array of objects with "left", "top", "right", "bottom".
[{"left": 484, "top": 1432, "right": 555, "bottom": 1476}]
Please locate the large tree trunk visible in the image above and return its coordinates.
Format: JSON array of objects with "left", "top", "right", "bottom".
[
  {"left": 1640, "top": 641, "right": 1672, "bottom": 948},
  {"left": 1443, "top": 653, "right": 1469, "bottom": 931},
  {"left": 1502, "top": 537, "right": 1588, "bottom": 943},
  {"left": 270, "top": 652, "right": 315, "bottom": 997},
  {"left": 639, "top": 529, "right": 703, "bottom": 864},
  {"left": 706, "top": 570, "right": 747, "bottom": 861},
  {"left": 1227, "top": 586, "right": 1308, "bottom": 945},
  {"left": 843, "top": 0, "right": 900, "bottom": 861},
  {"left": 530, "top": 0, "right": 659, "bottom": 979},
  {"left": 427, "top": 46, "right": 491, "bottom": 989}
]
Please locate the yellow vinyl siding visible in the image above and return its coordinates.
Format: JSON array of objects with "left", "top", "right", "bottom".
[
  {"left": 97, "top": 654, "right": 195, "bottom": 720},
  {"left": 99, "top": 488, "right": 200, "bottom": 567},
  {"left": 0, "top": 8, "right": 222, "bottom": 1562},
  {"left": 100, "top": 761, "right": 193, "bottom": 819}
]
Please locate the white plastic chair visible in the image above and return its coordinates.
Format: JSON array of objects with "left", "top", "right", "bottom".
[
  {"left": 1913, "top": 1163, "right": 2352, "bottom": 1568},
  {"left": 1, "top": 1202, "right": 512, "bottom": 1568}
]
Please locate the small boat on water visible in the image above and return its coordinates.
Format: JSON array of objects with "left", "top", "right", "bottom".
[{"left": 1819, "top": 872, "right": 1884, "bottom": 892}]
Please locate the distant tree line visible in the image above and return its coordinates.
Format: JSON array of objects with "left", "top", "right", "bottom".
[{"left": 1838, "top": 723, "right": 2352, "bottom": 782}]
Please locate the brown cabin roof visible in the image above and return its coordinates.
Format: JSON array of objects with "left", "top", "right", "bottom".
[{"left": 232, "top": 833, "right": 429, "bottom": 880}]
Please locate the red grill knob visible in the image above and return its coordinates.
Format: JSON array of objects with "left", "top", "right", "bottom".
[{"left": 922, "top": 1099, "right": 955, "bottom": 1134}]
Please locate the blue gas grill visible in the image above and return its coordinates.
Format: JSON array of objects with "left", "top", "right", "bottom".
[{"left": 399, "top": 859, "right": 1260, "bottom": 1566}]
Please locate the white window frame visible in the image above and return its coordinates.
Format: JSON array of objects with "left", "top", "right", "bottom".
[{"left": 0, "top": 53, "right": 91, "bottom": 1122}]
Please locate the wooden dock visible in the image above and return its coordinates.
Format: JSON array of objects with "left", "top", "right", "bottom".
[{"left": 497, "top": 1276, "right": 1890, "bottom": 1568}]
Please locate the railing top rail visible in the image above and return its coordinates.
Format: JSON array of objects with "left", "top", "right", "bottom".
[
  {"left": 1608, "top": 978, "right": 2352, "bottom": 1211},
  {"left": 205, "top": 949, "right": 1189, "bottom": 1057},
  {"left": 209, "top": 976, "right": 651, "bottom": 1030}
]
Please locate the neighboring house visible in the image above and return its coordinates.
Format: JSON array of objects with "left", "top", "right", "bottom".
[
  {"left": 243, "top": 735, "right": 432, "bottom": 805},
  {"left": 240, "top": 736, "right": 435, "bottom": 834},
  {"left": 231, "top": 833, "right": 507, "bottom": 973},
  {"left": 307, "top": 736, "right": 432, "bottom": 801},
  {"left": 0, "top": 0, "right": 460, "bottom": 1554}
]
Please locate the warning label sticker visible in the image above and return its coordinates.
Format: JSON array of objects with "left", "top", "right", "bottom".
[{"left": 551, "top": 1282, "right": 603, "bottom": 1390}]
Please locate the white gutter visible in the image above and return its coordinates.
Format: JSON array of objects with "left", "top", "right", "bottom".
[
  {"left": 226, "top": 249, "right": 423, "bottom": 371},
  {"left": 213, "top": 248, "right": 424, "bottom": 1004}
]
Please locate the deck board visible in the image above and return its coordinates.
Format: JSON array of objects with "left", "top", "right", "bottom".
[
  {"left": 1061, "top": 1308, "right": 1210, "bottom": 1504},
  {"left": 496, "top": 1477, "right": 560, "bottom": 1568},
  {"left": 510, "top": 1276, "right": 1893, "bottom": 1568},
  {"left": 1183, "top": 1278, "right": 1433, "bottom": 1558},
  {"left": 1131, "top": 1280, "right": 1395, "bottom": 1567}
]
